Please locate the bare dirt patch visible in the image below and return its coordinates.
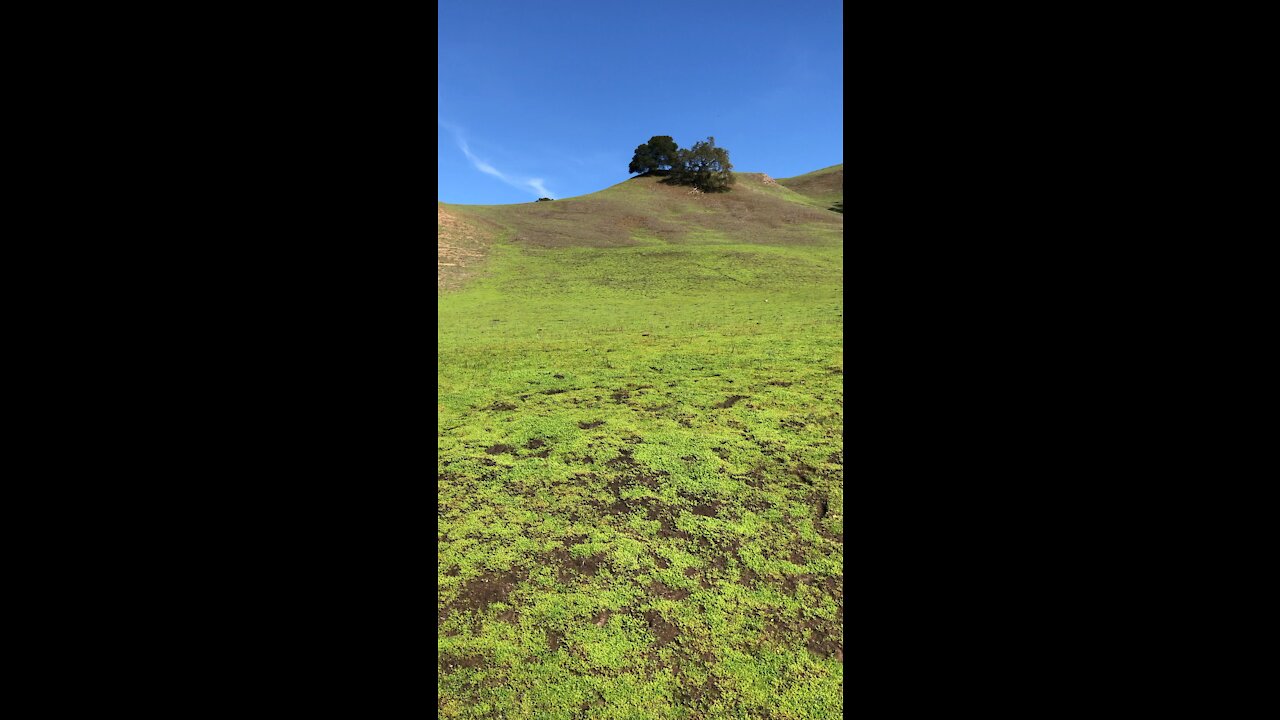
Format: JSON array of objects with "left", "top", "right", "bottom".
[
  {"left": 655, "top": 510, "right": 690, "bottom": 540},
  {"left": 541, "top": 548, "right": 576, "bottom": 584},
  {"left": 577, "top": 555, "right": 603, "bottom": 575},
  {"left": 451, "top": 569, "right": 522, "bottom": 613},
  {"left": 649, "top": 580, "right": 690, "bottom": 601},
  {"left": 606, "top": 448, "right": 637, "bottom": 470},
  {"left": 806, "top": 626, "right": 843, "bottom": 661},
  {"left": 690, "top": 503, "right": 720, "bottom": 518},
  {"left": 644, "top": 610, "right": 679, "bottom": 646},
  {"left": 440, "top": 652, "right": 486, "bottom": 672},
  {"left": 438, "top": 206, "right": 497, "bottom": 291},
  {"left": 714, "top": 394, "right": 749, "bottom": 409},
  {"left": 782, "top": 573, "right": 814, "bottom": 595}
]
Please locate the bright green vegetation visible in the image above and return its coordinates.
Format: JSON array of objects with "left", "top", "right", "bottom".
[
  {"left": 438, "top": 172, "right": 843, "bottom": 719},
  {"left": 776, "top": 164, "right": 843, "bottom": 214}
]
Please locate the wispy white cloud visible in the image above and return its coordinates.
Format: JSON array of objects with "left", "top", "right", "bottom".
[{"left": 440, "top": 120, "right": 555, "bottom": 199}]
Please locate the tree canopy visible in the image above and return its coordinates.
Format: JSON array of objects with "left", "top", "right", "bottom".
[
  {"left": 670, "top": 137, "right": 734, "bottom": 192},
  {"left": 628, "top": 136, "right": 679, "bottom": 176},
  {"left": 628, "top": 135, "right": 735, "bottom": 193}
]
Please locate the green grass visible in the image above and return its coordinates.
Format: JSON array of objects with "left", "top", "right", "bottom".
[
  {"left": 775, "top": 164, "right": 843, "bottom": 214},
  {"left": 439, "top": 172, "right": 843, "bottom": 719}
]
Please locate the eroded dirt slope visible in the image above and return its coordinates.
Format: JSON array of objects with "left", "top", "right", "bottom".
[{"left": 438, "top": 205, "right": 496, "bottom": 291}]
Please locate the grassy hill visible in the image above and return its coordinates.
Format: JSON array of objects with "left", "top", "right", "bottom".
[
  {"left": 438, "top": 170, "right": 843, "bottom": 719},
  {"left": 776, "top": 163, "right": 843, "bottom": 213}
]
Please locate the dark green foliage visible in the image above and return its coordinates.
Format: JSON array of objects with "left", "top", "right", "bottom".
[
  {"left": 630, "top": 135, "right": 736, "bottom": 192},
  {"left": 628, "top": 143, "right": 657, "bottom": 175},
  {"left": 628, "top": 135, "right": 680, "bottom": 176},
  {"left": 669, "top": 137, "right": 735, "bottom": 192},
  {"left": 647, "top": 135, "right": 678, "bottom": 171}
]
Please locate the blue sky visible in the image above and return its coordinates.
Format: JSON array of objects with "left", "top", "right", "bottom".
[{"left": 438, "top": 0, "right": 843, "bottom": 205}]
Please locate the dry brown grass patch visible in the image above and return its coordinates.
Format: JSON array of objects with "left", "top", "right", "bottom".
[{"left": 438, "top": 205, "right": 496, "bottom": 291}]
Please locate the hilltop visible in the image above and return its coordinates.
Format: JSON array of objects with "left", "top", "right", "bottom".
[{"left": 438, "top": 168, "right": 843, "bottom": 290}]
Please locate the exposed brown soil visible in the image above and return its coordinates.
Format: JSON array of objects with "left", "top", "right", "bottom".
[
  {"left": 606, "top": 448, "right": 637, "bottom": 470},
  {"left": 741, "top": 467, "right": 767, "bottom": 488},
  {"left": 805, "top": 623, "right": 844, "bottom": 661},
  {"left": 825, "top": 575, "right": 843, "bottom": 600},
  {"left": 577, "top": 420, "right": 605, "bottom": 429},
  {"left": 450, "top": 569, "right": 522, "bottom": 614},
  {"left": 660, "top": 520, "right": 691, "bottom": 538},
  {"left": 485, "top": 444, "right": 515, "bottom": 455},
  {"left": 439, "top": 652, "right": 486, "bottom": 671},
  {"left": 649, "top": 580, "right": 690, "bottom": 601},
  {"left": 645, "top": 610, "right": 679, "bottom": 646},
  {"left": 713, "top": 394, "right": 749, "bottom": 409},
  {"left": 542, "top": 548, "right": 575, "bottom": 584},
  {"left": 595, "top": 484, "right": 629, "bottom": 515},
  {"left": 656, "top": 513, "right": 690, "bottom": 540},
  {"left": 782, "top": 573, "right": 813, "bottom": 595},
  {"left": 576, "top": 554, "right": 603, "bottom": 575},
  {"left": 690, "top": 503, "right": 719, "bottom": 517},
  {"left": 438, "top": 206, "right": 498, "bottom": 291}
]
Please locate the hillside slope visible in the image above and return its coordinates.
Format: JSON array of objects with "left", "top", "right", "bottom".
[
  {"left": 437, "top": 168, "right": 843, "bottom": 719},
  {"left": 438, "top": 203, "right": 503, "bottom": 291},
  {"left": 445, "top": 171, "right": 839, "bottom": 247},
  {"left": 776, "top": 163, "right": 843, "bottom": 213}
]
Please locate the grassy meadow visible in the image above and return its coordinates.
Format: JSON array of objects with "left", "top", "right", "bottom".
[{"left": 438, "top": 170, "right": 844, "bottom": 719}]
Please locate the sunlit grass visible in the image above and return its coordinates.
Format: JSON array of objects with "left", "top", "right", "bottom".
[{"left": 439, "top": 174, "right": 843, "bottom": 719}]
